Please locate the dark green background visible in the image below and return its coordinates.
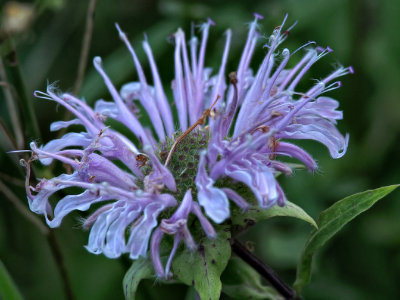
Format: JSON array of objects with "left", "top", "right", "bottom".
[{"left": 1, "top": 0, "right": 399, "bottom": 299}]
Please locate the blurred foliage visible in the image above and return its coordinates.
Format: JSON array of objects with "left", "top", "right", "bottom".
[{"left": 0, "top": 0, "right": 399, "bottom": 299}]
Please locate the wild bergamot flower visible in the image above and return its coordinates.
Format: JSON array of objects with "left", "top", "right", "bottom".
[{"left": 24, "top": 14, "right": 352, "bottom": 278}]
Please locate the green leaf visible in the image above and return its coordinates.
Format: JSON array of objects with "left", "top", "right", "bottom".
[
  {"left": 184, "top": 286, "right": 197, "bottom": 300},
  {"left": 123, "top": 257, "right": 154, "bottom": 300},
  {"left": 231, "top": 201, "right": 318, "bottom": 231},
  {"left": 221, "top": 256, "right": 284, "bottom": 300},
  {"left": 0, "top": 260, "right": 24, "bottom": 300},
  {"left": 294, "top": 184, "right": 400, "bottom": 293},
  {"left": 172, "top": 228, "right": 231, "bottom": 300}
]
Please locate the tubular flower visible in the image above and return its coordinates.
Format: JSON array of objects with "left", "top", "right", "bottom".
[{"left": 24, "top": 14, "right": 352, "bottom": 278}]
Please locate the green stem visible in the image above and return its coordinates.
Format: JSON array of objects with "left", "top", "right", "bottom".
[
  {"left": 5, "top": 41, "right": 41, "bottom": 140},
  {"left": 232, "top": 239, "right": 303, "bottom": 300},
  {"left": 0, "top": 180, "right": 48, "bottom": 235},
  {"left": 1, "top": 180, "right": 74, "bottom": 299},
  {"left": 47, "top": 231, "right": 75, "bottom": 300},
  {"left": 57, "top": 0, "right": 98, "bottom": 140},
  {"left": 0, "top": 56, "right": 24, "bottom": 148},
  {"left": 73, "top": 0, "right": 98, "bottom": 95}
]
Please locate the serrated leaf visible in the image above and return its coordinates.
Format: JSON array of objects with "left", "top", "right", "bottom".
[
  {"left": 0, "top": 260, "right": 23, "bottom": 300},
  {"left": 172, "top": 228, "right": 231, "bottom": 300},
  {"left": 231, "top": 201, "right": 318, "bottom": 231},
  {"left": 294, "top": 184, "right": 400, "bottom": 293},
  {"left": 123, "top": 257, "right": 154, "bottom": 300},
  {"left": 221, "top": 256, "right": 283, "bottom": 300}
]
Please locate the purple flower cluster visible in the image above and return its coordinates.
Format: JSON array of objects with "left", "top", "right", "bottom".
[{"left": 25, "top": 14, "right": 352, "bottom": 277}]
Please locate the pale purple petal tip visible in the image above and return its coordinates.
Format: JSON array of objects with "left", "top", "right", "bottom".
[
  {"left": 207, "top": 17, "right": 215, "bottom": 26},
  {"left": 253, "top": 13, "right": 264, "bottom": 20}
]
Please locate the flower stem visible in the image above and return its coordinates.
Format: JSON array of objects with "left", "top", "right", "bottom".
[
  {"left": 0, "top": 180, "right": 48, "bottom": 235},
  {"left": 0, "top": 56, "right": 24, "bottom": 149},
  {"left": 0, "top": 180, "right": 75, "bottom": 299},
  {"left": 57, "top": 0, "right": 98, "bottom": 141},
  {"left": 47, "top": 231, "right": 75, "bottom": 300},
  {"left": 232, "top": 239, "right": 303, "bottom": 300},
  {"left": 4, "top": 45, "right": 41, "bottom": 140},
  {"left": 73, "top": 0, "right": 98, "bottom": 95}
]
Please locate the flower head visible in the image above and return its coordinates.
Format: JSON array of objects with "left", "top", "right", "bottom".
[{"left": 25, "top": 14, "right": 351, "bottom": 278}]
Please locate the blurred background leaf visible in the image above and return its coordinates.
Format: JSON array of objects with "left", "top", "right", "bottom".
[{"left": 0, "top": 259, "right": 23, "bottom": 300}]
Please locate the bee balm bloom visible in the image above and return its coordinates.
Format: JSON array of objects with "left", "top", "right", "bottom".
[{"left": 24, "top": 14, "right": 351, "bottom": 278}]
